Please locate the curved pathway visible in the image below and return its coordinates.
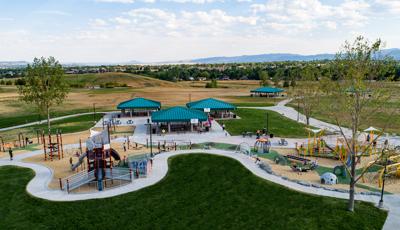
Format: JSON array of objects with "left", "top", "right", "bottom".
[
  {"left": 0, "top": 149, "right": 398, "bottom": 229},
  {"left": 240, "top": 98, "right": 352, "bottom": 135}
]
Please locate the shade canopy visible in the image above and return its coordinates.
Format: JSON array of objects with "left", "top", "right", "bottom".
[
  {"left": 364, "top": 126, "right": 380, "bottom": 132},
  {"left": 250, "top": 87, "right": 284, "bottom": 94},
  {"left": 186, "top": 98, "right": 236, "bottom": 111},
  {"left": 151, "top": 106, "right": 208, "bottom": 123},
  {"left": 117, "top": 97, "right": 161, "bottom": 110}
]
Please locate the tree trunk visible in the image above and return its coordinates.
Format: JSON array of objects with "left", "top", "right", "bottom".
[
  {"left": 47, "top": 105, "right": 51, "bottom": 133},
  {"left": 348, "top": 162, "right": 356, "bottom": 211}
]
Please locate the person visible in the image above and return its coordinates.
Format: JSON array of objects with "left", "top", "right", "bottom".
[
  {"left": 123, "top": 143, "right": 126, "bottom": 152},
  {"left": 366, "top": 134, "right": 370, "bottom": 142},
  {"left": 255, "top": 157, "right": 261, "bottom": 164},
  {"left": 222, "top": 123, "right": 225, "bottom": 131},
  {"left": 8, "top": 148, "right": 13, "bottom": 161},
  {"left": 256, "top": 130, "right": 261, "bottom": 139},
  {"left": 69, "top": 157, "right": 73, "bottom": 166}
]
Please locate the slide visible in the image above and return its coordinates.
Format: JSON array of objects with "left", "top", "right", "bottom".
[
  {"left": 110, "top": 148, "right": 121, "bottom": 161},
  {"left": 321, "top": 140, "right": 335, "bottom": 152},
  {"left": 71, "top": 152, "right": 88, "bottom": 171}
]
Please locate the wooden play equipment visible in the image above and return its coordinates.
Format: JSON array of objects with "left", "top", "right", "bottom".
[
  {"left": 62, "top": 129, "right": 138, "bottom": 193},
  {"left": 42, "top": 129, "right": 64, "bottom": 161}
]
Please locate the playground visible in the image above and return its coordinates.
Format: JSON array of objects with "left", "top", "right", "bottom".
[{"left": 0, "top": 94, "right": 399, "bottom": 229}]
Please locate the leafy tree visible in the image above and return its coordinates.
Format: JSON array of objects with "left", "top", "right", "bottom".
[
  {"left": 205, "top": 79, "right": 218, "bottom": 88},
  {"left": 18, "top": 57, "right": 69, "bottom": 132},
  {"left": 258, "top": 70, "right": 269, "bottom": 86},
  {"left": 326, "top": 36, "right": 398, "bottom": 212},
  {"left": 296, "top": 64, "right": 320, "bottom": 125}
]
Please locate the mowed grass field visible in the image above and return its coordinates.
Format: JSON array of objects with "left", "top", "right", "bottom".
[
  {"left": 288, "top": 81, "right": 400, "bottom": 134},
  {"left": 0, "top": 73, "right": 278, "bottom": 129},
  {"left": 0, "top": 154, "right": 387, "bottom": 229},
  {"left": 0, "top": 114, "right": 103, "bottom": 142},
  {"left": 221, "top": 109, "right": 311, "bottom": 138}
]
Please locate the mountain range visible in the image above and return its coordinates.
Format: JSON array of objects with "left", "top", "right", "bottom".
[
  {"left": 1, "top": 48, "right": 400, "bottom": 67},
  {"left": 189, "top": 48, "right": 400, "bottom": 64}
]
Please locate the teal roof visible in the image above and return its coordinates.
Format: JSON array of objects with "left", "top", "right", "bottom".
[
  {"left": 117, "top": 97, "right": 161, "bottom": 110},
  {"left": 186, "top": 98, "right": 236, "bottom": 111},
  {"left": 250, "top": 87, "right": 284, "bottom": 93},
  {"left": 151, "top": 106, "right": 208, "bottom": 123}
]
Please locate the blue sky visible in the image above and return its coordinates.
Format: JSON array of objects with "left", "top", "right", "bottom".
[{"left": 0, "top": 0, "right": 399, "bottom": 63}]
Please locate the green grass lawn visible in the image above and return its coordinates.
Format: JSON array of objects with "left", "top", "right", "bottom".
[
  {"left": 221, "top": 108, "right": 311, "bottom": 138},
  {"left": 0, "top": 154, "right": 386, "bottom": 229},
  {"left": 0, "top": 108, "right": 106, "bottom": 129},
  {"left": 0, "top": 114, "right": 103, "bottom": 142}
]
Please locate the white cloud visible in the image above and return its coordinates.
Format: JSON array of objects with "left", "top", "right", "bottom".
[
  {"left": 111, "top": 17, "right": 131, "bottom": 25},
  {"left": 89, "top": 18, "right": 108, "bottom": 27},
  {"left": 95, "top": 0, "right": 134, "bottom": 3},
  {"left": 167, "top": 0, "right": 223, "bottom": 4},
  {"left": 375, "top": 0, "right": 400, "bottom": 13},
  {"left": 251, "top": 0, "right": 370, "bottom": 32},
  {"left": 34, "top": 10, "right": 71, "bottom": 16}
]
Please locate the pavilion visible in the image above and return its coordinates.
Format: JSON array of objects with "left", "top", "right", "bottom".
[
  {"left": 151, "top": 106, "right": 208, "bottom": 133},
  {"left": 186, "top": 98, "right": 236, "bottom": 118},
  {"left": 117, "top": 97, "right": 161, "bottom": 117},
  {"left": 250, "top": 87, "right": 285, "bottom": 97}
]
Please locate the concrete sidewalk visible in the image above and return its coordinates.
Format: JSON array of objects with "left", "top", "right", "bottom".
[{"left": 0, "top": 148, "right": 398, "bottom": 229}]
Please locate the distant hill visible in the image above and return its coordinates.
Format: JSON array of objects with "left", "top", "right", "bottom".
[
  {"left": 0, "top": 61, "right": 28, "bottom": 68},
  {"left": 64, "top": 72, "right": 179, "bottom": 88},
  {"left": 190, "top": 48, "right": 400, "bottom": 64}
]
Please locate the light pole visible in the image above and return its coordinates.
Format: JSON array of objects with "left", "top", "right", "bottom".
[
  {"left": 147, "top": 118, "right": 153, "bottom": 157},
  {"left": 378, "top": 141, "right": 389, "bottom": 208},
  {"left": 93, "top": 103, "right": 96, "bottom": 125}
]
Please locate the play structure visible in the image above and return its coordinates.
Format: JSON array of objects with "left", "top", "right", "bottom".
[
  {"left": 62, "top": 129, "right": 136, "bottom": 193},
  {"left": 320, "top": 172, "right": 338, "bottom": 185},
  {"left": 284, "top": 155, "right": 318, "bottom": 172},
  {"left": 254, "top": 138, "right": 271, "bottom": 154},
  {"left": 295, "top": 129, "right": 338, "bottom": 158},
  {"left": 377, "top": 154, "right": 400, "bottom": 188},
  {"left": 42, "top": 130, "right": 64, "bottom": 161}
]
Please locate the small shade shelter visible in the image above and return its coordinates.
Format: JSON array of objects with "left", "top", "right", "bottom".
[
  {"left": 186, "top": 98, "right": 236, "bottom": 119},
  {"left": 250, "top": 87, "right": 285, "bottom": 97},
  {"left": 151, "top": 106, "right": 208, "bottom": 133},
  {"left": 117, "top": 97, "right": 161, "bottom": 117}
]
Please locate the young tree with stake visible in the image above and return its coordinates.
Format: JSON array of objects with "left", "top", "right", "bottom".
[
  {"left": 18, "top": 57, "right": 69, "bottom": 133},
  {"left": 325, "top": 36, "right": 398, "bottom": 212}
]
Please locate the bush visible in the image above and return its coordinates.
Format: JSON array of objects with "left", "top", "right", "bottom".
[
  {"left": 205, "top": 79, "right": 218, "bottom": 88},
  {"left": 283, "top": 80, "right": 290, "bottom": 88}
]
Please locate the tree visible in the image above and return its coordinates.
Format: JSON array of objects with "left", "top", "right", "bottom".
[
  {"left": 18, "top": 57, "right": 69, "bottom": 132},
  {"left": 258, "top": 70, "right": 269, "bottom": 86},
  {"left": 326, "top": 36, "right": 397, "bottom": 212},
  {"left": 296, "top": 64, "right": 320, "bottom": 125}
]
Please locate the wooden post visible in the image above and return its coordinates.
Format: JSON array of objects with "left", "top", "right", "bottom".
[
  {"left": 48, "top": 133, "right": 53, "bottom": 161},
  {"left": 59, "top": 178, "right": 63, "bottom": 190},
  {"left": 43, "top": 132, "right": 47, "bottom": 161},
  {"left": 56, "top": 131, "right": 61, "bottom": 160},
  {"left": 60, "top": 131, "right": 64, "bottom": 159}
]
